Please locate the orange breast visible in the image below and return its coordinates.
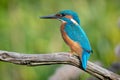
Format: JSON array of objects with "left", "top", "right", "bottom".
[{"left": 60, "top": 22, "right": 82, "bottom": 58}]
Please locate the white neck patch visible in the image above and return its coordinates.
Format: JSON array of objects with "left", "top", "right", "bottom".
[
  {"left": 70, "top": 18, "right": 79, "bottom": 25},
  {"left": 59, "top": 18, "right": 79, "bottom": 25},
  {"left": 59, "top": 19, "right": 66, "bottom": 23}
]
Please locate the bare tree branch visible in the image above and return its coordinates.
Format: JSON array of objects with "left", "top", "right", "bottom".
[{"left": 0, "top": 50, "right": 120, "bottom": 80}]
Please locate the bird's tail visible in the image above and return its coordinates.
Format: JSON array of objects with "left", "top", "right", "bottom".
[{"left": 79, "top": 51, "right": 90, "bottom": 70}]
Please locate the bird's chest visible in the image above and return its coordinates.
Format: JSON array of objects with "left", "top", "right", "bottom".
[
  {"left": 60, "top": 23, "right": 82, "bottom": 54},
  {"left": 60, "top": 23, "right": 72, "bottom": 44},
  {"left": 60, "top": 23, "right": 76, "bottom": 44}
]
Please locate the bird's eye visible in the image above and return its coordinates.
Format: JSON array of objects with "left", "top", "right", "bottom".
[
  {"left": 56, "top": 14, "right": 65, "bottom": 17},
  {"left": 56, "top": 14, "right": 62, "bottom": 17},
  {"left": 61, "top": 13, "right": 65, "bottom": 16}
]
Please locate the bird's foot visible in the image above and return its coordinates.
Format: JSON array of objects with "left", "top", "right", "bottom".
[{"left": 68, "top": 51, "right": 74, "bottom": 57}]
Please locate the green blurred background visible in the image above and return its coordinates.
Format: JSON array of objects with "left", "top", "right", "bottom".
[{"left": 0, "top": 0, "right": 120, "bottom": 80}]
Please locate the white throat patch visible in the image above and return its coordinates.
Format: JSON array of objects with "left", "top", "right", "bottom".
[
  {"left": 70, "top": 18, "right": 79, "bottom": 25},
  {"left": 59, "top": 19, "right": 66, "bottom": 23}
]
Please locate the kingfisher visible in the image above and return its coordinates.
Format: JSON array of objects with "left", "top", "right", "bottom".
[{"left": 40, "top": 10, "right": 92, "bottom": 70}]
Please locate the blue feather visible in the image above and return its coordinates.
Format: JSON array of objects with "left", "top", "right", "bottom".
[
  {"left": 64, "top": 20, "right": 92, "bottom": 70},
  {"left": 82, "top": 51, "right": 90, "bottom": 69}
]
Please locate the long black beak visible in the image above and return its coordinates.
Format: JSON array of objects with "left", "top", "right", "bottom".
[{"left": 40, "top": 14, "right": 60, "bottom": 19}]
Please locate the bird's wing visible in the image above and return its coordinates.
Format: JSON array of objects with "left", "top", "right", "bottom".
[
  {"left": 64, "top": 24, "right": 92, "bottom": 52},
  {"left": 64, "top": 23, "right": 92, "bottom": 70}
]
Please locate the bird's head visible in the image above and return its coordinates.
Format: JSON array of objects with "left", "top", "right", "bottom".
[{"left": 40, "top": 10, "right": 80, "bottom": 25}]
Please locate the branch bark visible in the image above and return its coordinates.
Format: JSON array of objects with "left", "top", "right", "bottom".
[{"left": 0, "top": 50, "right": 120, "bottom": 80}]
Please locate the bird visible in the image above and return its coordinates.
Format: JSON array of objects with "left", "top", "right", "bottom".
[{"left": 40, "top": 10, "right": 93, "bottom": 70}]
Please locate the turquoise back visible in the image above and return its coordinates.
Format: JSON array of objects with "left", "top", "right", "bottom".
[{"left": 64, "top": 20, "right": 92, "bottom": 69}]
